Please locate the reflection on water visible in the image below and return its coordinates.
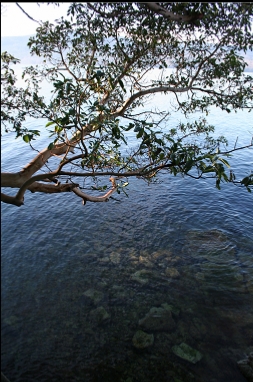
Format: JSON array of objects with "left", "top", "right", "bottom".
[{"left": 1, "top": 175, "right": 253, "bottom": 382}]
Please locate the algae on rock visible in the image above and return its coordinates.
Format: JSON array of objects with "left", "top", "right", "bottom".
[
  {"left": 172, "top": 342, "right": 203, "bottom": 364},
  {"left": 132, "top": 330, "right": 154, "bottom": 349}
]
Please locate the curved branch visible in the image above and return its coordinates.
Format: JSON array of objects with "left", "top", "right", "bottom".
[
  {"left": 140, "top": 3, "right": 203, "bottom": 23},
  {"left": 15, "top": 173, "right": 60, "bottom": 202},
  {"left": 189, "top": 40, "right": 223, "bottom": 87},
  {"left": 1, "top": 181, "right": 79, "bottom": 206},
  {"left": 14, "top": 153, "right": 86, "bottom": 202},
  {"left": 20, "top": 142, "right": 75, "bottom": 179},
  {"left": 86, "top": 3, "right": 127, "bottom": 19},
  {"left": 112, "top": 85, "right": 189, "bottom": 117},
  {"left": 72, "top": 177, "right": 118, "bottom": 204},
  {"left": 59, "top": 48, "right": 80, "bottom": 82},
  {"left": 1, "top": 139, "right": 81, "bottom": 189},
  {"left": 1, "top": 192, "right": 24, "bottom": 207},
  {"left": 15, "top": 2, "right": 40, "bottom": 23}
]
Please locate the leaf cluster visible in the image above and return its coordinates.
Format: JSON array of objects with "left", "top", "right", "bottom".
[{"left": 1, "top": 2, "right": 252, "bottom": 195}]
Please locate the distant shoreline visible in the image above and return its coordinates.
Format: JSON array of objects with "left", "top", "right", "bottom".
[{"left": 2, "top": 35, "right": 253, "bottom": 71}]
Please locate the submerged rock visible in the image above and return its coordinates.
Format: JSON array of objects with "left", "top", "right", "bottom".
[
  {"left": 186, "top": 229, "right": 228, "bottom": 244},
  {"left": 247, "top": 281, "right": 253, "bottom": 294},
  {"left": 237, "top": 353, "right": 253, "bottom": 382},
  {"left": 194, "top": 272, "right": 205, "bottom": 281},
  {"left": 151, "top": 249, "right": 172, "bottom": 261},
  {"left": 184, "top": 229, "right": 235, "bottom": 263},
  {"left": 83, "top": 289, "right": 104, "bottom": 304},
  {"left": 139, "top": 307, "right": 176, "bottom": 331},
  {"left": 99, "top": 256, "right": 110, "bottom": 263},
  {"left": 132, "top": 330, "right": 154, "bottom": 349},
  {"left": 161, "top": 303, "right": 180, "bottom": 317},
  {"left": 172, "top": 342, "right": 203, "bottom": 364},
  {"left": 111, "top": 285, "right": 127, "bottom": 299},
  {"left": 89, "top": 306, "right": 110, "bottom": 325},
  {"left": 3, "top": 315, "right": 19, "bottom": 326},
  {"left": 131, "top": 270, "right": 152, "bottom": 284},
  {"left": 138, "top": 255, "right": 153, "bottom": 268},
  {"left": 165, "top": 267, "right": 180, "bottom": 278},
  {"left": 109, "top": 252, "right": 121, "bottom": 264},
  {"left": 199, "top": 262, "right": 246, "bottom": 292}
]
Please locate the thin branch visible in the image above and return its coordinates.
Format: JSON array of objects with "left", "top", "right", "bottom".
[
  {"left": 57, "top": 163, "right": 175, "bottom": 178},
  {"left": 189, "top": 39, "right": 223, "bottom": 87},
  {"left": 112, "top": 85, "right": 190, "bottom": 117},
  {"left": 86, "top": 44, "right": 97, "bottom": 80},
  {"left": 219, "top": 143, "right": 253, "bottom": 155},
  {"left": 140, "top": 2, "right": 203, "bottom": 23},
  {"left": 86, "top": 3, "right": 126, "bottom": 19},
  {"left": 15, "top": 3, "right": 40, "bottom": 23},
  {"left": 72, "top": 177, "right": 118, "bottom": 204}
]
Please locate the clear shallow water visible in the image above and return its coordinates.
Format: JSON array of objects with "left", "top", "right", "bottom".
[{"left": 1, "top": 71, "right": 253, "bottom": 382}]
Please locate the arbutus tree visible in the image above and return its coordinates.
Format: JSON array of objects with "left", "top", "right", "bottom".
[{"left": 1, "top": 2, "right": 253, "bottom": 207}]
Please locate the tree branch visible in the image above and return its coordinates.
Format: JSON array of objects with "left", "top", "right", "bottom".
[
  {"left": 15, "top": 2, "right": 40, "bottom": 23},
  {"left": 72, "top": 177, "right": 118, "bottom": 204},
  {"left": 189, "top": 40, "right": 223, "bottom": 87},
  {"left": 140, "top": 2, "right": 203, "bottom": 23},
  {"left": 28, "top": 181, "right": 78, "bottom": 194},
  {"left": 86, "top": 3, "right": 126, "bottom": 19},
  {"left": 1, "top": 192, "right": 24, "bottom": 207},
  {"left": 112, "top": 85, "right": 190, "bottom": 117}
]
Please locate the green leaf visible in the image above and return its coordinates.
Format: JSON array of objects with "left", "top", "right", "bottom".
[
  {"left": 108, "top": 74, "right": 114, "bottom": 89},
  {"left": 184, "top": 159, "right": 194, "bottom": 173},
  {"left": 69, "top": 108, "right": 75, "bottom": 115},
  {"left": 241, "top": 176, "right": 252, "bottom": 186},
  {"left": 124, "top": 123, "right": 135, "bottom": 131},
  {"left": 46, "top": 121, "right": 55, "bottom": 127},
  {"left": 29, "top": 130, "right": 40, "bottom": 136},
  {"left": 118, "top": 79, "right": 126, "bottom": 92},
  {"left": 218, "top": 157, "right": 230, "bottom": 167},
  {"left": 48, "top": 142, "right": 54, "bottom": 150},
  {"left": 136, "top": 130, "right": 143, "bottom": 138},
  {"left": 23, "top": 135, "right": 30, "bottom": 143},
  {"left": 202, "top": 165, "right": 215, "bottom": 173},
  {"left": 66, "top": 83, "right": 71, "bottom": 94},
  {"left": 96, "top": 70, "right": 104, "bottom": 77}
]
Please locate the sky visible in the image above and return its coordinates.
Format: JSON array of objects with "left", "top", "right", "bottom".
[{"left": 1, "top": 2, "right": 71, "bottom": 37}]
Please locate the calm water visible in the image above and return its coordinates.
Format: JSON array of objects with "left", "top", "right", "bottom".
[{"left": 1, "top": 70, "right": 253, "bottom": 382}]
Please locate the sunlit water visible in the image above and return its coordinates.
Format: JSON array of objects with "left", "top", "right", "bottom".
[{"left": 1, "top": 69, "right": 253, "bottom": 382}]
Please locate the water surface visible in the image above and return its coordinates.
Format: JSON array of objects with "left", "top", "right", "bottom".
[{"left": 1, "top": 71, "right": 253, "bottom": 382}]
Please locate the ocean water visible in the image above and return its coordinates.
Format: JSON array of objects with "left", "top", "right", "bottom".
[{"left": 1, "top": 69, "right": 253, "bottom": 382}]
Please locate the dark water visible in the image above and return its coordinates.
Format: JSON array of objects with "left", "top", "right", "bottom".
[
  {"left": 1, "top": 173, "right": 253, "bottom": 382},
  {"left": 1, "top": 73, "right": 253, "bottom": 381}
]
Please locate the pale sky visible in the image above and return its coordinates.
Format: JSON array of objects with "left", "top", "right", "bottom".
[{"left": 1, "top": 3, "right": 71, "bottom": 37}]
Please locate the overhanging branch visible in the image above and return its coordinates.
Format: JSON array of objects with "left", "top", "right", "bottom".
[
  {"left": 112, "top": 85, "right": 189, "bottom": 117},
  {"left": 72, "top": 177, "right": 118, "bottom": 205},
  {"left": 1, "top": 192, "right": 24, "bottom": 207},
  {"left": 140, "top": 2, "right": 203, "bottom": 23}
]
